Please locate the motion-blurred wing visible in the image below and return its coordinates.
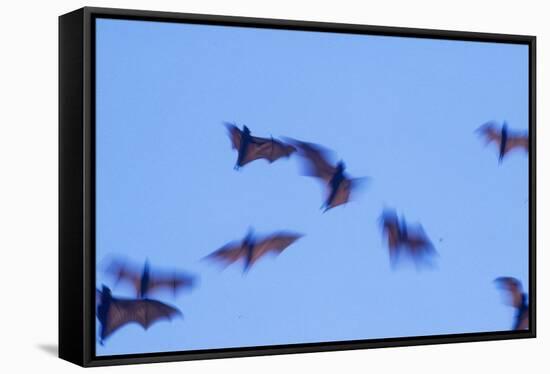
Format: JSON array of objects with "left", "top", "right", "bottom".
[
  {"left": 287, "top": 139, "right": 337, "bottom": 183},
  {"left": 380, "top": 210, "right": 401, "bottom": 252},
  {"left": 205, "top": 241, "right": 246, "bottom": 267},
  {"left": 259, "top": 138, "right": 296, "bottom": 162},
  {"left": 516, "top": 311, "right": 529, "bottom": 330},
  {"left": 495, "top": 277, "right": 524, "bottom": 308},
  {"left": 147, "top": 273, "right": 196, "bottom": 296},
  {"left": 95, "top": 289, "right": 102, "bottom": 305},
  {"left": 325, "top": 177, "right": 367, "bottom": 211},
  {"left": 239, "top": 136, "right": 293, "bottom": 166},
  {"left": 325, "top": 179, "right": 352, "bottom": 211},
  {"left": 249, "top": 232, "right": 303, "bottom": 266},
  {"left": 405, "top": 231, "right": 433, "bottom": 252},
  {"left": 224, "top": 122, "right": 242, "bottom": 150},
  {"left": 105, "top": 260, "right": 141, "bottom": 296},
  {"left": 477, "top": 122, "right": 502, "bottom": 146},
  {"left": 100, "top": 297, "right": 181, "bottom": 340},
  {"left": 504, "top": 134, "right": 529, "bottom": 154}
]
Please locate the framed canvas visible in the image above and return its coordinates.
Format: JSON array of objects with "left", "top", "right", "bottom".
[{"left": 59, "top": 6, "right": 536, "bottom": 367}]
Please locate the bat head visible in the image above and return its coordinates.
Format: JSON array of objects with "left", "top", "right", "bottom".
[{"left": 243, "top": 125, "right": 251, "bottom": 135}]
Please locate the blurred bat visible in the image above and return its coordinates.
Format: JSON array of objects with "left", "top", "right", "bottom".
[
  {"left": 225, "top": 123, "right": 296, "bottom": 169},
  {"left": 495, "top": 277, "right": 529, "bottom": 330},
  {"left": 379, "top": 208, "right": 437, "bottom": 268},
  {"left": 96, "top": 285, "right": 182, "bottom": 344},
  {"left": 285, "top": 138, "right": 367, "bottom": 212},
  {"left": 477, "top": 121, "right": 528, "bottom": 162},
  {"left": 105, "top": 259, "right": 195, "bottom": 298},
  {"left": 205, "top": 229, "right": 303, "bottom": 272}
]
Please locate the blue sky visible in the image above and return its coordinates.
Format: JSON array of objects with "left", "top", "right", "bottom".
[{"left": 95, "top": 18, "right": 529, "bottom": 356}]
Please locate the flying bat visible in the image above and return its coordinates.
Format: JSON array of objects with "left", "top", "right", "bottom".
[
  {"left": 205, "top": 229, "right": 303, "bottom": 272},
  {"left": 495, "top": 277, "right": 529, "bottom": 330},
  {"left": 477, "top": 121, "right": 528, "bottom": 162},
  {"left": 105, "top": 259, "right": 195, "bottom": 298},
  {"left": 286, "top": 138, "right": 367, "bottom": 212},
  {"left": 96, "top": 285, "right": 182, "bottom": 344},
  {"left": 379, "top": 208, "right": 437, "bottom": 268},
  {"left": 225, "top": 123, "right": 296, "bottom": 169}
]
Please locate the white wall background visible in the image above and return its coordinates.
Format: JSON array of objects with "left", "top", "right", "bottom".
[{"left": 0, "top": 0, "right": 545, "bottom": 372}]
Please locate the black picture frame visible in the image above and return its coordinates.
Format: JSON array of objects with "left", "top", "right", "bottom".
[{"left": 59, "top": 6, "right": 536, "bottom": 367}]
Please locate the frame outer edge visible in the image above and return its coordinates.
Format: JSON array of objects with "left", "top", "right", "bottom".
[
  {"left": 74, "top": 6, "right": 536, "bottom": 366},
  {"left": 58, "top": 7, "right": 86, "bottom": 367}
]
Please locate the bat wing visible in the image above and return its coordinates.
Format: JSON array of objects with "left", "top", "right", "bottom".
[
  {"left": 261, "top": 138, "right": 296, "bottom": 162},
  {"left": 381, "top": 217, "right": 401, "bottom": 251},
  {"left": 205, "top": 241, "right": 247, "bottom": 267},
  {"left": 379, "top": 210, "right": 405, "bottom": 266},
  {"left": 96, "top": 289, "right": 102, "bottom": 305},
  {"left": 477, "top": 122, "right": 502, "bottom": 147},
  {"left": 100, "top": 298, "right": 181, "bottom": 340},
  {"left": 224, "top": 122, "right": 242, "bottom": 150},
  {"left": 495, "top": 277, "right": 524, "bottom": 308},
  {"left": 504, "top": 134, "right": 529, "bottom": 154},
  {"left": 405, "top": 226, "right": 436, "bottom": 253},
  {"left": 516, "top": 310, "right": 529, "bottom": 330},
  {"left": 105, "top": 260, "right": 141, "bottom": 295},
  {"left": 249, "top": 232, "right": 303, "bottom": 266},
  {"left": 406, "top": 233, "right": 432, "bottom": 252},
  {"left": 147, "top": 273, "right": 196, "bottom": 296},
  {"left": 238, "top": 135, "right": 294, "bottom": 166},
  {"left": 325, "top": 177, "right": 367, "bottom": 211},
  {"left": 286, "top": 139, "right": 337, "bottom": 183}
]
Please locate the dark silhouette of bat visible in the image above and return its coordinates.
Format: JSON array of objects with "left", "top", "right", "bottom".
[
  {"left": 495, "top": 277, "right": 529, "bottom": 330},
  {"left": 379, "top": 208, "right": 437, "bottom": 268},
  {"left": 205, "top": 229, "right": 303, "bottom": 272},
  {"left": 105, "top": 259, "right": 195, "bottom": 298},
  {"left": 285, "top": 138, "right": 367, "bottom": 212},
  {"left": 96, "top": 285, "right": 182, "bottom": 344},
  {"left": 225, "top": 123, "right": 296, "bottom": 169},
  {"left": 477, "top": 121, "right": 528, "bottom": 162}
]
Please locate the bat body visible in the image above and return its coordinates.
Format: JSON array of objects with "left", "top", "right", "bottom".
[
  {"left": 495, "top": 277, "right": 529, "bottom": 330},
  {"left": 287, "top": 139, "right": 366, "bottom": 212},
  {"left": 380, "top": 208, "right": 437, "bottom": 267},
  {"left": 96, "top": 286, "right": 182, "bottom": 344},
  {"left": 106, "top": 259, "right": 195, "bottom": 298},
  {"left": 477, "top": 121, "right": 528, "bottom": 162},
  {"left": 225, "top": 123, "right": 296, "bottom": 169},
  {"left": 206, "top": 229, "right": 303, "bottom": 272}
]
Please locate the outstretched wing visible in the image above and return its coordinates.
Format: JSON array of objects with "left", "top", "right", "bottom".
[
  {"left": 477, "top": 122, "right": 502, "bottom": 147},
  {"left": 147, "top": 273, "right": 196, "bottom": 296},
  {"left": 405, "top": 228, "right": 433, "bottom": 252},
  {"left": 325, "top": 177, "right": 367, "bottom": 211},
  {"left": 504, "top": 134, "right": 529, "bottom": 154},
  {"left": 495, "top": 277, "right": 525, "bottom": 309},
  {"left": 287, "top": 139, "right": 337, "bottom": 183},
  {"left": 224, "top": 122, "right": 242, "bottom": 150},
  {"left": 105, "top": 260, "right": 141, "bottom": 296},
  {"left": 100, "top": 297, "right": 181, "bottom": 340},
  {"left": 205, "top": 241, "right": 247, "bottom": 267},
  {"left": 249, "top": 232, "right": 303, "bottom": 266},
  {"left": 239, "top": 136, "right": 295, "bottom": 166},
  {"left": 404, "top": 225, "right": 437, "bottom": 257}
]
